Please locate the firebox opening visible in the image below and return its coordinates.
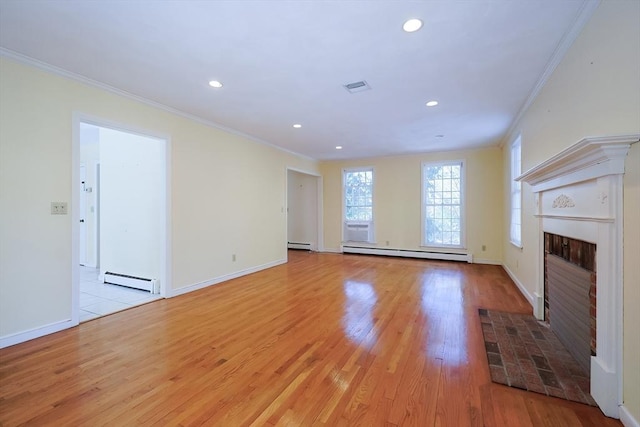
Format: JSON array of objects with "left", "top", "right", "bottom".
[{"left": 544, "top": 232, "right": 596, "bottom": 376}]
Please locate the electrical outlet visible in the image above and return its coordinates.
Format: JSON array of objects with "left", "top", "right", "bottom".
[
  {"left": 482, "top": 245, "right": 486, "bottom": 252},
  {"left": 51, "top": 202, "right": 68, "bottom": 215},
  {"left": 232, "top": 254, "right": 236, "bottom": 262},
  {"left": 385, "top": 240, "right": 390, "bottom": 246}
]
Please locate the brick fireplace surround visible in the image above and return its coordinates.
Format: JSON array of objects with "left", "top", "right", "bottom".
[{"left": 518, "top": 134, "right": 637, "bottom": 418}]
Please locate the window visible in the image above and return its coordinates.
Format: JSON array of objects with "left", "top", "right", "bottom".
[
  {"left": 422, "top": 161, "right": 464, "bottom": 247},
  {"left": 510, "top": 136, "right": 522, "bottom": 247},
  {"left": 343, "top": 168, "right": 374, "bottom": 242}
]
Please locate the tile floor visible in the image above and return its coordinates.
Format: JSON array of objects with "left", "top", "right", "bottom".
[{"left": 80, "top": 266, "right": 162, "bottom": 322}]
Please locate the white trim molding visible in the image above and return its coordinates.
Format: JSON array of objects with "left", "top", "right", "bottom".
[
  {"left": 0, "top": 319, "right": 77, "bottom": 349},
  {"left": 502, "top": 264, "right": 534, "bottom": 308},
  {"left": 620, "top": 404, "right": 640, "bottom": 427},
  {"left": 518, "top": 134, "right": 637, "bottom": 419},
  {"left": 168, "top": 259, "right": 286, "bottom": 298},
  {"left": 473, "top": 258, "right": 502, "bottom": 266},
  {"left": 502, "top": 0, "right": 601, "bottom": 145},
  {"left": 321, "top": 248, "right": 343, "bottom": 254},
  {"left": 517, "top": 134, "right": 638, "bottom": 191},
  {"left": 0, "top": 48, "right": 315, "bottom": 163}
]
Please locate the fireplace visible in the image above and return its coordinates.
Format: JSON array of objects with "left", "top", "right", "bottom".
[
  {"left": 544, "top": 232, "right": 596, "bottom": 375},
  {"left": 517, "top": 135, "right": 637, "bottom": 418}
]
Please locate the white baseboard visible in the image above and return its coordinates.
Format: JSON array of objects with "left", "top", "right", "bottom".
[
  {"left": 321, "top": 247, "right": 342, "bottom": 253},
  {"left": 532, "top": 292, "right": 545, "bottom": 320},
  {"left": 591, "top": 356, "right": 619, "bottom": 418},
  {"left": 620, "top": 405, "right": 640, "bottom": 427},
  {"left": 287, "top": 242, "right": 311, "bottom": 250},
  {"left": 169, "top": 259, "right": 286, "bottom": 297},
  {"left": 473, "top": 258, "right": 502, "bottom": 265},
  {"left": 0, "top": 318, "right": 77, "bottom": 349},
  {"left": 502, "top": 263, "right": 534, "bottom": 308}
]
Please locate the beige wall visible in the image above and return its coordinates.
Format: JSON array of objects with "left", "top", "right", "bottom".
[
  {"left": 0, "top": 57, "right": 318, "bottom": 340},
  {"left": 320, "top": 147, "right": 503, "bottom": 263},
  {"left": 502, "top": 0, "right": 640, "bottom": 420}
]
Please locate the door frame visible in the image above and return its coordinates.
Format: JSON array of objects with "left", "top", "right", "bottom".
[
  {"left": 71, "top": 112, "right": 172, "bottom": 324},
  {"left": 79, "top": 163, "right": 87, "bottom": 266}
]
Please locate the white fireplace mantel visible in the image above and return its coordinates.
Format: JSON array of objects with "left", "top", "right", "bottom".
[
  {"left": 517, "top": 134, "right": 637, "bottom": 419},
  {"left": 517, "top": 134, "right": 637, "bottom": 192}
]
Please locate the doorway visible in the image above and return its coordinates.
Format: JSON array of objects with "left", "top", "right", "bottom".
[
  {"left": 74, "top": 118, "right": 169, "bottom": 323},
  {"left": 286, "top": 168, "right": 322, "bottom": 253}
]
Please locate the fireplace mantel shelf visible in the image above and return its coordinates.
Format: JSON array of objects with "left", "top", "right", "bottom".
[
  {"left": 533, "top": 214, "right": 614, "bottom": 223},
  {"left": 517, "top": 134, "right": 638, "bottom": 193}
]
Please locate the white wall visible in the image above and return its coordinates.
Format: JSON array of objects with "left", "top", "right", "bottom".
[
  {"left": 0, "top": 56, "right": 318, "bottom": 344},
  {"left": 287, "top": 170, "right": 318, "bottom": 248},
  {"left": 501, "top": 1, "right": 640, "bottom": 422},
  {"left": 99, "top": 126, "right": 165, "bottom": 282}
]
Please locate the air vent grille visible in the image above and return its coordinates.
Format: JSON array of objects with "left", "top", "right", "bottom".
[{"left": 343, "top": 80, "right": 371, "bottom": 94}]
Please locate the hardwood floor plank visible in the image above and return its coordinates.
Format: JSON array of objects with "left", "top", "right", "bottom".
[{"left": 0, "top": 251, "right": 621, "bottom": 426}]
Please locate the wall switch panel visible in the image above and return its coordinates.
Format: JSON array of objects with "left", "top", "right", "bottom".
[{"left": 51, "top": 202, "right": 68, "bottom": 215}]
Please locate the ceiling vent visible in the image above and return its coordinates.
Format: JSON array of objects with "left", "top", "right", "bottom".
[{"left": 343, "top": 80, "right": 371, "bottom": 94}]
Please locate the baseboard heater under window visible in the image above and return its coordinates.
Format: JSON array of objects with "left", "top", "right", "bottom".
[
  {"left": 288, "top": 242, "right": 312, "bottom": 251},
  {"left": 104, "top": 272, "right": 160, "bottom": 294},
  {"left": 342, "top": 245, "right": 473, "bottom": 263}
]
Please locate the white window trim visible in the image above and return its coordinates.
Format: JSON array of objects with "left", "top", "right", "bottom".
[
  {"left": 510, "top": 136, "right": 523, "bottom": 248},
  {"left": 342, "top": 167, "right": 375, "bottom": 243},
  {"left": 421, "top": 160, "right": 466, "bottom": 249}
]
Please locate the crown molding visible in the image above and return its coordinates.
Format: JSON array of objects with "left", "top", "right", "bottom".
[
  {"left": 500, "top": 0, "right": 601, "bottom": 147},
  {"left": 0, "top": 48, "right": 316, "bottom": 163}
]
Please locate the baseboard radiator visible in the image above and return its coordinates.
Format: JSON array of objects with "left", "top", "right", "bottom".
[
  {"left": 104, "top": 272, "right": 160, "bottom": 294},
  {"left": 342, "top": 245, "right": 472, "bottom": 263},
  {"left": 288, "top": 242, "right": 312, "bottom": 251}
]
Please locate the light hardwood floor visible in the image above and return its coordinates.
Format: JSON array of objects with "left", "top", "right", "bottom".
[{"left": 0, "top": 251, "right": 620, "bottom": 426}]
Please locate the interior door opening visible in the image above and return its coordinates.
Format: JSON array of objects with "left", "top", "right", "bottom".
[
  {"left": 286, "top": 168, "right": 322, "bottom": 254},
  {"left": 76, "top": 119, "right": 168, "bottom": 322}
]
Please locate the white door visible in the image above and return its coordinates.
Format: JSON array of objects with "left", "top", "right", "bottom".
[{"left": 79, "top": 164, "right": 87, "bottom": 266}]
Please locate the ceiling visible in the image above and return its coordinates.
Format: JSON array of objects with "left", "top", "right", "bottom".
[{"left": 0, "top": 0, "right": 591, "bottom": 160}]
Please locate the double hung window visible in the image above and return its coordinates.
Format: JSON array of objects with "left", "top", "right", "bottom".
[
  {"left": 422, "top": 161, "right": 464, "bottom": 247},
  {"left": 510, "top": 136, "right": 522, "bottom": 247},
  {"left": 343, "top": 168, "right": 374, "bottom": 242}
]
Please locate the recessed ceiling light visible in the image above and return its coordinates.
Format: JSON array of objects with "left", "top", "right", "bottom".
[
  {"left": 426, "top": 100, "right": 439, "bottom": 107},
  {"left": 293, "top": 124, "right": 302, "bottom": 128},
  {"left": 403, "top": 18, "right": 423, "bottom": 33},
  {"left": 208, "top": 80, "right": 223, "bottom": 88},
  {"left": 336, "top": 146, "right": 343, "bottom": 150}
]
